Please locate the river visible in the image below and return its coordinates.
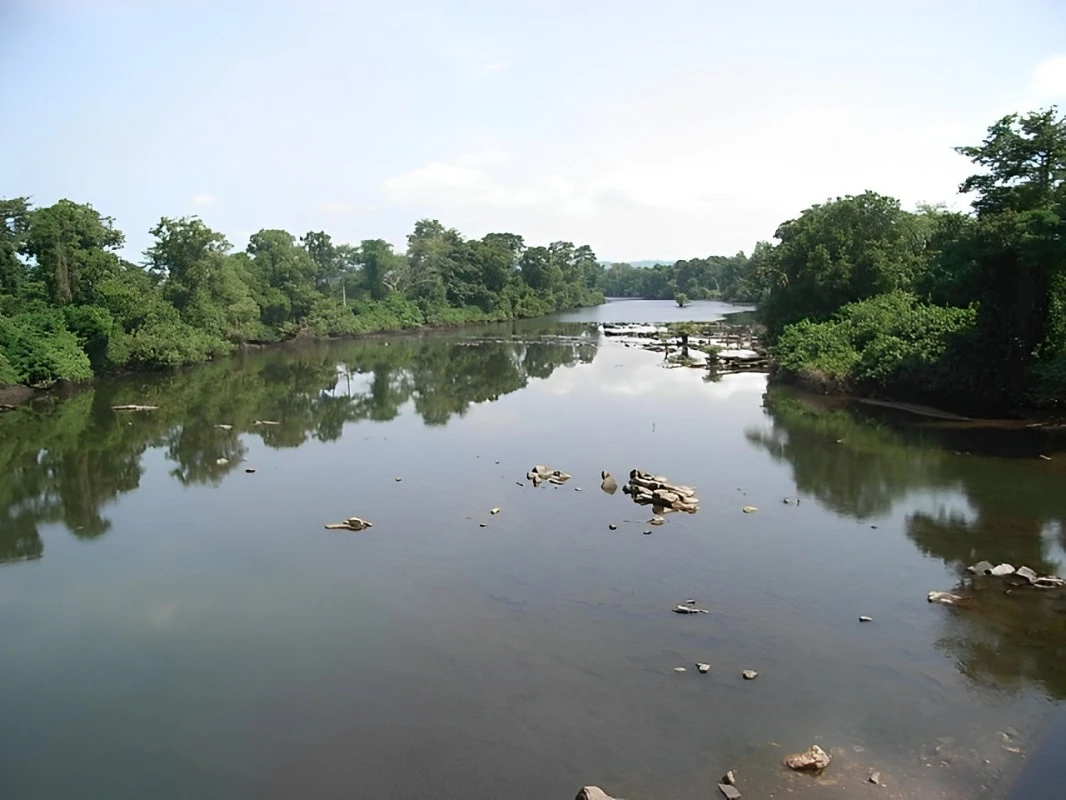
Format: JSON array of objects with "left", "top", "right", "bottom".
[{"left": 1, "top": 300, "right": 1064, "bottom": 800}]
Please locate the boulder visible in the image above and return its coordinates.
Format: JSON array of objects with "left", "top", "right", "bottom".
[
  {"left": 990, "top": 563, "right": 1016, "bottom": 577},
  {"left": 600, "top": 471, "right": 619, "bottom": 494},
  {"left": 784, "top": 744, "right": 831, "bottom": 771},
  {"left": 1016, "top": 566, "right": 1038, "bottom": 583},
  {"left": 967, "top": 560, "right": 994, "bottom": 575}
]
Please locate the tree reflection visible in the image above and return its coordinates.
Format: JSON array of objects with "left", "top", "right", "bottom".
[
  {"left": 747, "top": 388, "right": 1066, "bottom": 698},
  {"left": 0, "top": 335, "right": 595, "bottom": 565}
]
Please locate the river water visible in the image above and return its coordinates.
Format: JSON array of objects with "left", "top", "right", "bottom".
[{"left": 2, "top": 300, "right": 1064, "bottom": 800}]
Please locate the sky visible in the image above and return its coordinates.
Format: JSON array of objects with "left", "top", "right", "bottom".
[{"left": 2, "top": 0, "right": 1066, "bottom": 263}]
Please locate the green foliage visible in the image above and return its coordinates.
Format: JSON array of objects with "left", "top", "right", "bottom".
[
  {"left": 601, "top": 252, "right": 761, "bottom": 303},
  {"left": 675, "top": 292, "right": 689, "bottom": 307},
  {"left": 0, "top": 197, "right": 606, "bottom": 387},
  {"left": 0, "top": 309, "right": 94, "bottom": 383},
  {"left": 773, "top": 293, "right": 977, "bottom": 404}
]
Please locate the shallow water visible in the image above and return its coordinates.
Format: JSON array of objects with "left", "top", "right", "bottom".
[{"left": 1, "top": 301, "right": 1064, "bottom": 800}]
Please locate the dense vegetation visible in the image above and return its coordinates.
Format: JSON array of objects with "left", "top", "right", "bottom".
[
  {"left": 759, "top": 108, "right": 1066, "bottom": 413},
  {"left": 600, "top": 252, "right": 763, "bottom": 303},
  {"left": 0, "top": 205, "right": 604, "bottom": 385}
]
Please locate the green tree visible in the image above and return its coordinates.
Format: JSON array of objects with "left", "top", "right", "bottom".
[{"left": 23, "top": 200, "right": 125, "bottom": 305}]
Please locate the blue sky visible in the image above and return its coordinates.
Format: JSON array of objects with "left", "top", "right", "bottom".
[{"left": 3, "top": 0, "right": 1065, "bottom": 262}]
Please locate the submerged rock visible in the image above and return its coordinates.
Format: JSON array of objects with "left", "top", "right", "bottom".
[
  {"left": 784, "top": 744, "right": 831, "bottom": 771},
  {"left": 928, "top": 591, "right": 964, "bottom": 605},
  {"left": 324, "top": 516, "right": 373, "bottom": 532}
]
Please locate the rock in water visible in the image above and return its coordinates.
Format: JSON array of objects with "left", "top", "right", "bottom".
[
  {"left": 742, "top": 670, "right": 758, "bottom": 680},
  {"left": 649, "top": 515, "right": 665, "bottom": 526},
  {"left": 575, "top": 788, "right": 617, "bottom": 800},
  {"left": 742, "top": 506, "right": 758, "bottom": 513},
  {"left": 990, "top": 563, "right": 1016, "bottom": 577},
  {"left": 673, "top": 605, "right": 701, "bottom": 614},
  {"left": 927, "top": 591, "right": 963, "bottom": 605},
  {"left": 784, "top": 744, "right": 831, "bottom": 771},
  {"left": 968, "top": 560, "right": 994, "bottom": 575},
  {"left": 718, "top": 784, "right": 742, "bottom": 799},
  {"left": 869, "top": 770, "right": 882, "bottom": 786},
  {"left": 216, "top": 458, "right": 229, "bottom": 466},
  {"left": 608, "top": 524, "right": 618, "bottom": 531},
  {"left": 1016, "top": 566, "right": 1038, "bottom": 583},
  {"left": 723, "top": 770, "right": 736, "bottom": 785},
  {"left": 600, "top": 471, "right": 619, "bottom": 494},
  {"left": 697, "top": 662, "right": 711, "bottom": 673},
  {"left": 490, "top": 507, "right": 501, "bottom": 516},
  {"left": 674, "top": 666, "right": 687, "bottom": 673},
  {"left": 859, "top": 616, "right": 873, "bottom": 622}
]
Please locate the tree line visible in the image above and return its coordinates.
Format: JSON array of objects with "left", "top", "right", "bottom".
[
  {"left": 757, "top": 107, "right": 1066, "bottom": 413},
  {"left": 0, "top": 207, "right": 605, "bottom": 385},
  {"left": 600, "top": 253, "right": 762, "bottom": 303}
]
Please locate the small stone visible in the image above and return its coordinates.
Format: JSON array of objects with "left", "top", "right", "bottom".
[
  {"left": 214, "top": 424, "right": 233, "bottom": 430},
  {"left": 574, "top": 487, "right": 583, "bottom": 492},
  {"left": 869, "top": 771, "right": 882, "bottom": 786},
  {"left": 490, "top": 507, "right": 501, "bottom": 516},
  {"left": 394, "top": 477, "right": 402, "bottom": 482},
  {"left": 479, "top": 523, "right": 487, "bottom": 528},
  {"left": 742, "top": 670, "right": 758, "bottom": 680},
  {"left": 245, "top": 468, "right": 256, "bottom": 474},
  {"left": 742, "top": 505, "right": 758, "bottom": 513},
  {"left": 643, "top": 530, "right": 652, "bottom": 535},
  {"left": 723, "top": 770, "right": 736, "bottom": 785},
  {"left": 1034, "top": 575, "right": 1066, "bottom": 589},
  {"left": 968, "top": 560, "right": 995, "bottom": 575},
  {"left": 649, "top": 515, "right": 665, "bottom": 526},
  {"left": 673, "top": 605, "right": 700, "bottom": 614},
  {"left": 859, "top": 616, "right": 873, "bottom": 622},
  {"left": 784, "top": 744, "right": 831, "bottom": 771},
  {"left": 1039, "top": 454, "right": 1052, "bottom": 461},
  {"left": 608, "top": 524, "right": 618, "bottom": 530},
  {"left": 515, "top": 482, "right": 524, "bottom": 487},
  {"left": 674, "top": 666, "right": 686, "bottom": 673},
  {"left": 697, "top": 662, "right": 711, "bottom": 673},
  {"left": 718, "top": 783, "right": 742, "bottom": 799}
]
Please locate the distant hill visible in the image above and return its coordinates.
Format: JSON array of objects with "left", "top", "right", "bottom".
[{"left": 600, "top": 259, "right": 673, "bottom": 268}]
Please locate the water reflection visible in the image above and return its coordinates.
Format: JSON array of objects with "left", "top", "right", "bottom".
[
  {"left": 0, "top": 335, "right": 596, "bottom": 565},
  {"left": 748, "top": 388, "right": 1066, "bottom": 700}
]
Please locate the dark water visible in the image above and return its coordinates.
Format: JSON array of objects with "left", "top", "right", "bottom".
[{"left": 2, "top": 302, "right": 1065, "bottom": 800}]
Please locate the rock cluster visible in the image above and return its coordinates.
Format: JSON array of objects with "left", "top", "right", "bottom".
[
  {"left": 527, "top": 464, "right": 572, "bottom": 487},
  {"left": 623, "top": 469, "right": 699, "bottom": 514},
  {"left": 967, "top": 560, "right": 1066, "bottom": 589}
]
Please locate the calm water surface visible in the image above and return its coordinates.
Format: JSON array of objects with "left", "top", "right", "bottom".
[{"left": 2, "top": 301, "right": 1065, "bottom": 800}]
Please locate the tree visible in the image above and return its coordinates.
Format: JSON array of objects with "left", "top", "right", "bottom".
[
  {"left": 0, "top": 197, "right": 31, "bottom": 299},
  {"left": 758, "top": 192, "right": 929, "bottom": 336},
  {"left": 675, "top": 292, "right": 689, "bottom": 307},
  {"left": 955, "top": 107, "right": 1066, "bottom": 403},
  {"left": 23, "top": 200, "right": 125, "bottom": 305}
]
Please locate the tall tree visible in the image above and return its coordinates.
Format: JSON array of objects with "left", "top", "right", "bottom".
[{"left": 23, "top": 200, "right": 124, "bottom": 305}]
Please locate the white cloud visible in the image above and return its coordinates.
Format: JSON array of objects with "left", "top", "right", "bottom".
[
  {"left": 1022, "top": 54, "right": 1066, "bottom": 107},
  {"left": 191, "top": 193, "right": 217, "bottom": 206},
  {"left": 384, "top": 152, "right": 597, "bottom": 217},
  {"left": 317, "top": 201, "right": 378, "bottom": 214}
]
